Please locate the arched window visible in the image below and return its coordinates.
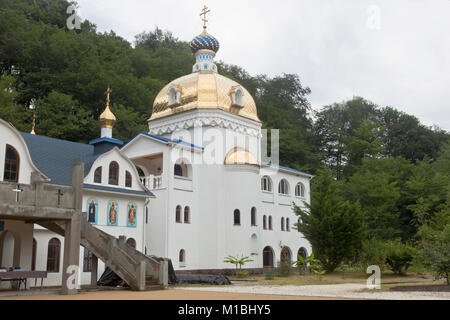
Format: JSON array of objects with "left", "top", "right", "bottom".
[
  {"left": 261, "top": 176, "right": 272, "bottom": 192},
  {"left": 231, "top": 86, "right": 244, "bottom": 108},
  {"left": 31, "top": 238, "right": 37, "bottom": 271},
  {"left": 4, "top": 144, "right": 20, "bottom": 182},
  {"left": 108, "top": 161, "right": 119, "bottom": 185},
  {"left": 278, "top": 179, "right": 290, "bottom": 195},
  {"left": 298, "top": 248, "right": 308, "bottom": 260},
  {"left": 268, "top": 216, "right": 273, "bottom": 230},
  {"left": 281, "top": 247, "right": 292, "bottom": 263},
  {"left": 295, "top": 183, "right": 305, "bottom": 198},
  {"left": 286, "top": 218, "right": 290, "bottom": 232},
  {"left": 281, "top": 217, "right": 285, "bottom": 231},
  {"left": 83, "top": 248, "right": 93, "bottom": 272},
  {"left": 174, "top": 161, "right": 190, "bottom": 178},
  {"left": 176, "top": 205, "right": 182, "bottom": 223},
  {"left": 168, "top": 85, "right": 181, "bottom": 107},
  {"left": 263, "top": 215, "right": 267, "bottom": 230},
  {"left": 94, "top": 167, "right": 102, "bottom": 183},
  {"left": 179, "top": 249, "right": 185, "bottom": 265},
  {"left": 251, "top": 207, "right": 257, "bottom": 226},
  {"left": 125, "top": 171, "right": 132, "bottom": 188},
  {"left": 126, "top": 238, "right": 136, "bottom": 249},
  {"left": 233, "top": 209, "right": 241, "bottom": 226},
  {"left": 46, "top": 238, "right": 61, "bottom": 273},
  {"left": 184, "top": 206, "right": 190, "bottom": 223},
  {"left": 174, "top": 164, "right": 183, "bottom": 177},
  {"left": 263, "top": 246, "right": 274, "bottom": 268}
]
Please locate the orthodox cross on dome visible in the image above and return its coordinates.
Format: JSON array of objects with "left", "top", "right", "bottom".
[
  {"left": 200, "top": 5, "right": 210, "bottom": 30},
  {"left": 105, "top": 86, "right": 112, "bottom": 107},
  {"left": 30, "top": 112, "right": 36, "bottom": 135}
]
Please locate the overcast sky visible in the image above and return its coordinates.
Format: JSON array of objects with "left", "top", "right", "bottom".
[{"left": 76, "top": 0, "right": 450, "bottom": 131}]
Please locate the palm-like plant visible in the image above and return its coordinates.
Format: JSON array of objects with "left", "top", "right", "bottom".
[
  {"left": 224, "top": 255, "right": 254, "bottom": 271},
  {"left": 294, "top": 252, "right": 316, "bottom": 275}
]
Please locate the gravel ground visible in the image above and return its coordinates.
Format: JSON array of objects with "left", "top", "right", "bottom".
[{"left": 176, "top": 283, "right": 450, "bottom": 300}]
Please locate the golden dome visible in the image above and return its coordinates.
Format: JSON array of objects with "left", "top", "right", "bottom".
[
  {"left": 224, "top": 147, "right": 259, "bottom": 165},
  {"left": 99, "top": 105, "right": 116, "bottom": 128},
  {"left": 150, "top": 72, "right": 261, "bottom": 123}
]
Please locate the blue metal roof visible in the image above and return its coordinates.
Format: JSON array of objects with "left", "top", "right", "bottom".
[
  {"left": 89, "top": 137, "right": 124, "bottom": 146},
  {"left": 262, "top": 162, "right": 314, "bottom": 178},
  {"left": 121, "top": 132, "right": 204, "bottom": 151},
  {"left": 83, "top": 184, "right": 154, "bottom": 197},
  {"left": 20, "top": 133, "right": 155, "bottom": 197},
  {"left": 20, "top": 132, "right": 98, "bottom": 186}
]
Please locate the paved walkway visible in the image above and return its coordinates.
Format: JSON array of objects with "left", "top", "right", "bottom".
[{"left": 178, "top": 283, "right": 450, "bottom": 300}]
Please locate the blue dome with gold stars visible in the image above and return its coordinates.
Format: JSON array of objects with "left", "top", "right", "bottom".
[{"left": 190, "top": 31, "right": 220, "bottom": 54}]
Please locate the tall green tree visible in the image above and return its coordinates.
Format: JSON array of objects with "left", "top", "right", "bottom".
[{"left": 294, "top": 169, "right": 366, "bottom": 272}]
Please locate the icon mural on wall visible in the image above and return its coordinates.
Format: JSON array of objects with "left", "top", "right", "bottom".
[
  {"left": 127, "top": 202, "right": 137, "bottom": 227},
  {"left": 107, "top": 200, "right": 119, "bottom": 226},
  {"left": 86, "top": 198, "right": 98, "bottom": 224}
]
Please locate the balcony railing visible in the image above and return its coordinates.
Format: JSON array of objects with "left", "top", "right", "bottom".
[{"left": 140, "top": 175, "right": 164, "bottom": 190}]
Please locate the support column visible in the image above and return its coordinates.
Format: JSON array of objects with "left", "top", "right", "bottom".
[
  {"left": 91, "top": 255, "right": 98, "bottom": 287},
  {"left": 61, "top": 163, "right": 84, "bottom": 295}
]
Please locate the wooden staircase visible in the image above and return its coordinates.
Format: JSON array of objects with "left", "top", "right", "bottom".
[{"left": 38, "top": 214, "right": 168, "bottom": 291}]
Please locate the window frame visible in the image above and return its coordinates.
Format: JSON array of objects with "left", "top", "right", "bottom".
[
  {"left": 233, "top": 209, "right": 241, "bottom": 226},
  {"left": 46, "top": 238, "right": 61, "bottom": 273},
  {"left": 176, "top": 205, "right": 182, "bottom": 223},
  {"left": 94, "top": 166, "right": 102, "bottom": 184},
  {"left": 108, "top": 161, "right": 119, "bottom": 185},
  {"left": 3, "top": 144, "right": 20, "bottom": 183},
  {"left": 125, "top": 170, "right": 132, "bottom": 188}
]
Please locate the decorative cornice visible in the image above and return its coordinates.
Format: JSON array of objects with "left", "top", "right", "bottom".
[{"left": 148, "top": 109, "right": 262, "bottom": 138}]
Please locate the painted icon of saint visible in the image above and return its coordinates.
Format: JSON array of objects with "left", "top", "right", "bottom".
[
  {"left": 109, "top": 201, "right": 117, "bottom": 225},
  {"left": 88, "top": 200, "right": 96, "bottom": 223},
  {"left": 128, "top": 204, "right": 136, "bottom": 226}
]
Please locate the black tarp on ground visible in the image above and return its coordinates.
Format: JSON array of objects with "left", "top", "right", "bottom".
[
  {"left": 96, "top": 258, "right": 231, "bottom": 286},
  {"left": 97, "top": 267, "right": 125, "bottom": 287},
  {"left": 175, "top": 274, "right": 231, "bottom": 285},
  {"left": 97, "top": 257, "right": 179, "bottom": 286}
]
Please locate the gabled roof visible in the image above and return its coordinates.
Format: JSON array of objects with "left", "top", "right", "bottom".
[
  {"left": 20, "top": 132, "right": 155, "bottom": 197},
  {"left": 20, "top": 132, "right": 98, "bottom": 186},
  {"left": 121, "top": 132, "right": 204, "bottom": 151}
]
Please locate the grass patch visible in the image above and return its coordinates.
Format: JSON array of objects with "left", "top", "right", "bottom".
[{"left": 228, "top": 271, "right": 434, "bottom": 286}]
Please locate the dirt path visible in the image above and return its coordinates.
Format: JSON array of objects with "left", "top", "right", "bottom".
[{"left": 0, "top": 288, "right": 349, "bottom": 300}]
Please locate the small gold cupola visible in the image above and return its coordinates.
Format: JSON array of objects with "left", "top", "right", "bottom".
[{"left": 99, "top": 86, "right": 116, "bottom": 138}]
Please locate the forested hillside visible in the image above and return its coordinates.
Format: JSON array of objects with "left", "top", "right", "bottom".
[{"left": 1, "top": 0, "right": 449, "bottom": 245}]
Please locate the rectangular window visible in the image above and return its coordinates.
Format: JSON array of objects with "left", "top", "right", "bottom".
[{"left": 83, "top": 248, "right": 93, "bottom": 272}]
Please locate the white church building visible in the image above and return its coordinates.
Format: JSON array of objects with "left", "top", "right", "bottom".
[{"left": 0, "top": 12, "right": 312, "bottom": 289}]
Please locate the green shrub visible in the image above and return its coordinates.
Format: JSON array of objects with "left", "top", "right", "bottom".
[
  {"left": 264, "top": 268, "right": 275, "bottom": 280},
  {"left": 384, "top": 239, "right": 415, "bottom": 275},
  {"left": 417, "top": 224, "right": 450, "bottom": 284},
  {"left": 276, "top": 260, "right": 292, "bottom": 277},
  {"left": 359, "top": 238, "right": 388, "bottom": 271}
]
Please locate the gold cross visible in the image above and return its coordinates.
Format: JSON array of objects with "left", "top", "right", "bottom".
[
  {"left": 105, "top": 86, "right": 112, "bottom": 107},
  {"left": 200, "top": 5, "right": 210, "bottom": 30}
]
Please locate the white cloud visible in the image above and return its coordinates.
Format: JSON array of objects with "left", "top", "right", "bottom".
[{"left": 76, "top": 0, "right": 450, "bottom": 130}]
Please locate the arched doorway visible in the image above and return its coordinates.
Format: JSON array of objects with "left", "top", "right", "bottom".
[
  {"left": 298, "top": 247, "right": 308, "bottom": 260},
  {"left": 0, "top": 230, "right": 21, "bottom": 268},
  {"left": 262, "top": 246, "right": 274, "bottom": 268},
  {"left": 280, "top": 246, "right": 292, "bottom": 263}
]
